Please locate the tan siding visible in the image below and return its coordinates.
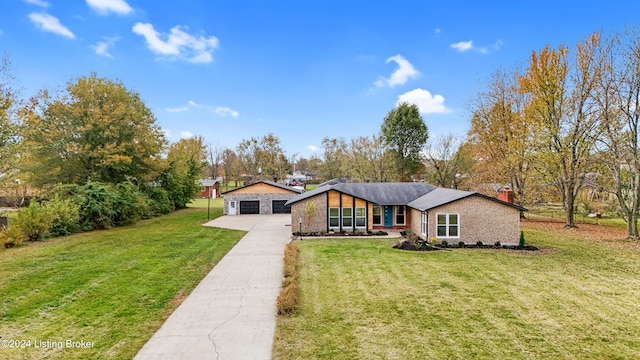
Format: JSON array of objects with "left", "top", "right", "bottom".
[
  {"left": 409, "top": 208, "right": 422, "bottom": 238},
  {"left": 341, "top": 194, "right": 354, "bottom": 207},
  {"left": 426, "top": 196, "right": 520, "bottom": 244},
  {"left": 231, "top": 183, "right": 294, "bottom": 194},
  {"left": 367, "top": 203, "right": 373, "bottom": 231},
  {"left": 328, "top": 190, "right": 341, "bottom": 207},
  {"left": 355, "top": 198, "right": 366, "bottom": 208}
]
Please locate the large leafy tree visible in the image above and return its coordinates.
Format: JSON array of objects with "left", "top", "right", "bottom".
[
  {"left": 381, "top": 102, "right": 429, "bottom": 181},
  {"left": 0, "top": 54, "right": 19, "bottom": 186},
  {"left": 160, "top": 136, "right": 206, "bottom": 209},
  {"left": 520, "top": 35, "right": 603, "bottom": 228},
  {"left": 423, "top": 134, "right": 474, "bottom": 189},
  {"left": 468, "top": 66, "right": 534, "bottom": 204},
  {"left": 20, "top": 73, "right": 167, "bottom": 186}
]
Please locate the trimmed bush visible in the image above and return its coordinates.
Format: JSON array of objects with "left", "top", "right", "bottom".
[
  {"left": 519, "top": 230, "right": 526, "bottom": 248},
  {"left": 277, "top": 242, "right": 300, "bottom": 315}
]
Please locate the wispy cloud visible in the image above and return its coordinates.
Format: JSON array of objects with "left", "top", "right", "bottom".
[
  {"left": 24, "top": 0, "right": 50, "bottom": 7},
  {"left": 86, "top": 0, "right": 133, "bottom": 15},
  {"left": 132, "top": 22, "right": 219, "bottom": 63},
  {"left": 180, "top": 131, "right": 194, "bottom": 139},
  {"left": 28, "top": 13, "right": 75, "bottom": 38},
  {"left": 188, "top": 100, "right": 202, "bottom": 108},
  {"left": 451, "top": 39, "right": 503, "bottom": 54},
  {"left": 91, "top": 36, "right": 119, "bottom": 57},
  {"left": 215, "top": 107, "right": 239, "bottom": 118},
  {"left": 166, "top": 106, "right": 188, "bottom": 113},
  {"left": 451, "top": 40, "right": 473, "bottom": 52},
  {"left": 397, "top": 88, "right": 449, "bottom": 114},
  {"left": 307, "top": 145, "right": 319, "bottom": 152},
  {"left": 374, "top": 54, "right": 419, "bottom": 88}
]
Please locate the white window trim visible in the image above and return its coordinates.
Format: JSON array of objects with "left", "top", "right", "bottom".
[
  {"left": 372, "top": 206, "right": 382, "bottom": 226},
  {"left": 436, "top": 213, "right": 460, "bottom": 238},
  {"left": 421, "top": 211, "right": 427, "bottom": 236},
  {"left": 395, "top": 206, "right": 406, "bottom": 226},
  {"left": 329, "top": 207, "right": 340, "bottom": 229},
  {"left": 342, "top": 207, "right": 353, "bottom": 229},
  {"left": 355, "top": 207, "right": 366, "bottom": 228}
]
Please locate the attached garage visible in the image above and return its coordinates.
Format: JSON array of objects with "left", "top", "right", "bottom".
[
  {"left": 222, "top": 181, "right": 304, "bottom": 215},
  {"left": 239, "top": 200, "right": 260, "bottom": 214},
  {"left": 272, "top": 200, "right": 291, "bottom": 214}
]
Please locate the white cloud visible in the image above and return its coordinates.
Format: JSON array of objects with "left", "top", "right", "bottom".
[
  {"left": 307, "top": 145, "right": 319, "bottom": 152},
  {"left": 28, "top": 13, "right": 75, "bottom": 39},
  {"left": 375, "top": 54, "right": 419, "bottom": 88},
  {"left": 188, "top": 100, "right": 202, "bottom": 108},
  {"left": 24, "top": 0, "right": 50, "bottom": 7},
  {"left": 397, "top": 88, "right": 448, "bottom": 114},
  {"left": 166, "top": 106, "right": 188, "bottom": 113},
  {"left": 132, "top": 22, "right": 219, "bottom": 63},
  {"left": 451, "top": 41, "right": 473, "bottom": 52},
  {"left": 86, "top": 0, "right": 133, "bottom": 15},
  {"left": 180, "top": 131, "right": 193, "bottom": 139},
  {"left": 214, "top": 107, "right": 239, "bottom": 118},
  {"left": 91, "top": 37, "right": 119, "bottom": 57}
]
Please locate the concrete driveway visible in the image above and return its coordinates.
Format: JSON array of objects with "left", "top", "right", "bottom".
[{"left": 135, "top": 214, "right": 291, "bottom": 360}]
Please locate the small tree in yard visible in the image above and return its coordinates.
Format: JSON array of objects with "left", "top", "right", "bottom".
[{"left": 13, "top": 202, "right": 54, "bottom": 241}]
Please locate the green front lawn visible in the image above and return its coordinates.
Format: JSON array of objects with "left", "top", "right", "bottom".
[
  {"left": 0, "top": 207, "right": 245, "bottom": 359},
  {"left": 273, "top": 227, "right": 640, "bottom": 359}
]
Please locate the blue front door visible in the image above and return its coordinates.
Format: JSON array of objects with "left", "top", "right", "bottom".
[{"left": 383, "top": 206, "right": 393, "bottom": 227}]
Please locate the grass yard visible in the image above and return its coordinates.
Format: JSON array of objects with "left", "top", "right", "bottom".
[
  {"left": 273, "top": 223, "right": 640, "bottom": 359},
  {"left": 0, "top": 206, "right": 245, "bottom": 359}
]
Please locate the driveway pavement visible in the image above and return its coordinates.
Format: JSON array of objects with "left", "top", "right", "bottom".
[{"left": 135, "top": 214, "right": 291, "bottom": 360}]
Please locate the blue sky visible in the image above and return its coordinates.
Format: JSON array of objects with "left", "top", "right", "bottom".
[{"left": 2, "top": 1, "right": 640, "bottom": 159}]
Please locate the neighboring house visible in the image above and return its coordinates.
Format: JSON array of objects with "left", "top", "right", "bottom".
[
  {"left": 198, "top": 178, "right": 221, "bottom": 198},
  {"left": 285, "top": 180, "right": 526, "bottom": 244},
  {"left": 222, "top": 180, "right": 304, "bottom": 215}
]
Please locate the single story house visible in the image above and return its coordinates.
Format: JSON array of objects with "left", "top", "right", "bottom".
[
  {"left": 285, "top": 180, "right": 526, "bottom": 244},
  {"left": 222, "top": 180, "right": 304, "bottom": 215}
]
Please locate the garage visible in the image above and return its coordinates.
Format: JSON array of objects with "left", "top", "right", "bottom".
[
  {"left": 272, "top": 200, "right": 291, "bottom": 214},
  {"left": 239, "top": 201, "right": 260, "bottom": 214},
  {"left": 222, "top": 180, "right": 304, "bottom": 215}
]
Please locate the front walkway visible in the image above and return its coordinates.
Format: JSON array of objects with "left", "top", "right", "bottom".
[{"left": 135, "top": 214, "right": 291, "bottom": 360}]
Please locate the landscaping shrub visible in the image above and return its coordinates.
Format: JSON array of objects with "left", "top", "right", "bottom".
[
  {"left": 113, "top": 182, "right": 150, "bottom": 225},
  {"left": 12, "top": 201, "right": 54, "bottom": 241},
  {"left": 45, "top": 197, "right": 81, "bottom": 237},
  {"left": 1, "top": 224, "right": 24, "bottom": 248},
  {"left": 519, "top": 230, "right": 526, "bottom": 248},
  {"left": 76, "top": 181, "right": 119, "bottom": 230},
  {"left": 143, "top": 186, "right": 174, "bottom": 217},
  {"left": 277, "top": 242, "right": 300, "bottom": 315}
]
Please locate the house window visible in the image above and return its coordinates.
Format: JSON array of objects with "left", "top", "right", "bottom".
[
  {"left": 342, "top": 208, "right": 353, "bottom": 228},
  {"left": 355, "top": 208, "right": 366, "bottom": 227},
  {"left": 437, "top": 213, "right": 459, "bottom": 238},
  {"left": 395, "top": 206, "right": 405, "bottom": 225},
  {"left": 421, "top": 212, "right": 427, "bottom": 236},
  {"left": 372, "top": 206, "right": 382, "bottom": 225},
  {"left": 329, "top": 208, "right": 340, "bottom": 228}
]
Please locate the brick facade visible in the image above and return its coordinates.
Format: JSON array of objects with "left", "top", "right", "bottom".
[{"left": 291, "top": 193, "right": 328, "bottom": 233}]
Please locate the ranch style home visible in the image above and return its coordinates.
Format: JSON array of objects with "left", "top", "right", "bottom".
[{"left": 285, "top": 179, "right": 526, "bottom": 244}]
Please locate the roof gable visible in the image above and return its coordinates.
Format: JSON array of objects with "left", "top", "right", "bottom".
[
  {"left": 408, "top": 187, "right": 527, "bottom": 212},
  {"left": 221, "top": 180, "right": 303, "bottom": 195}
]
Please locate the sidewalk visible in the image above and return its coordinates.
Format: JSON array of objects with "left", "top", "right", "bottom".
[{"left": 135, "top": 214, "right": 291, "bottom": 360}]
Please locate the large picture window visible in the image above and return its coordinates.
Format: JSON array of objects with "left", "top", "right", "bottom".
[
  {"left": 395, "top": 206, "right": 405, "bottom": 225},
  {"left": 329, "top": 208, "right": 340, "bottom": 228},
  {"left": 342, "top": 207, "right": 353, "bottom": 228},
  {"left": 372, "top": 206, "right": 382, "bottom": 225},
  {"left": 437, "top": 213, "right": 459, "bottom": 238},
  {"left": 355, "top": 208, "right": 366, "bottom": 227}
]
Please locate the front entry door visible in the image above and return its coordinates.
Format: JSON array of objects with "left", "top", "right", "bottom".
[{"left": 383, "top": 206, "right": 393, "bottom": 227}]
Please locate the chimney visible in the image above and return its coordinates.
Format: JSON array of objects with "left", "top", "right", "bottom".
[{"left": 498, "top": 186, "right": 514, "bottom": 204}]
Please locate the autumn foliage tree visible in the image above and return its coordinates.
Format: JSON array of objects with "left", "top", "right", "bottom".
[{"left": 19, "top": 73, "right": 167, "bottom": 187}]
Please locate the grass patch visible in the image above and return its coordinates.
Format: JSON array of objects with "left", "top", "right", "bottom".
[
  {"left": 187, "top": 197, "right": 223, "bottom": 209},
  {"left": 0, "top": 207, "right": 245, "bottom": 359},
  {"left": 273, "top": 226, "right": 640, "bottom": 359}
]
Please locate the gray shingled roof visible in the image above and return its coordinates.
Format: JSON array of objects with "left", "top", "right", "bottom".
[
  {"left": 285, "top": 180, "right": 527, "bottom": 211},
  {"left": 285, "top": 182, "right": 437, "bottom": 206},
  {"left": 221, "top": 180, "right": 304, "bottom": 195}
]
